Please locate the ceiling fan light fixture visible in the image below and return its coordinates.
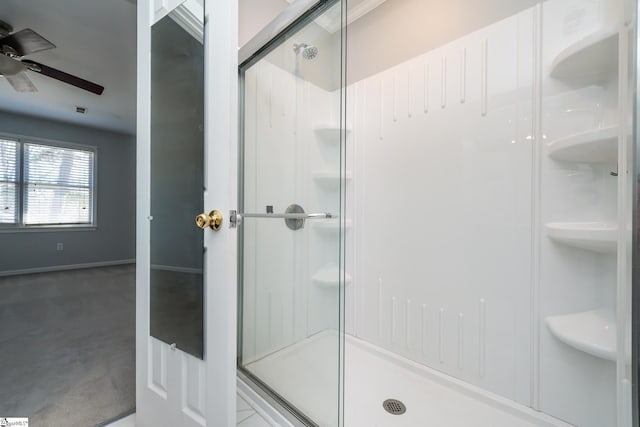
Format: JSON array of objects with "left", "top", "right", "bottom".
[
  {"left": 0, "top": 53, "right": 25, "bottom": 76},
  {"left": 2, "top": 44, "right": 19, "bottom": 58}
]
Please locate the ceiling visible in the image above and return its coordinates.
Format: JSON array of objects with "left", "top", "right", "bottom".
[
  {"left": 0, "top": 0, "right": 137, "bottom": 135},
  {"left": 285, "top": 0, "right": 387, "bottom": 33}
]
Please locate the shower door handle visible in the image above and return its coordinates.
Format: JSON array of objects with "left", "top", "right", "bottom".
[
  {"left": 236, "top": 212, "right": 334, "bottom": 220},
  {"left": 229, "top": 207, "right": 334, "bottom": 230}
]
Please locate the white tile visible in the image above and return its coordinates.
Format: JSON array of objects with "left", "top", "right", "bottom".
[
  {"left": 104, "top": 414, "right": 136, "bottom": 427},
  {"left": 237, "top": 409, "right": 256, "bottom": 424},
  {"left": 104, "top": 409, "right": 265, "bottom": 426},
  {"left": 237, "top": 394, "right": 253, "bottom": 412},
  {"left": 237, "top": 413, "right": 272, "bottom": 427}
]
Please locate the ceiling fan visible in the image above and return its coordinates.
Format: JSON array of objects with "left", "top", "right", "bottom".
[{"left": 0, "top": 19, "right": 104, "bottom": 95}]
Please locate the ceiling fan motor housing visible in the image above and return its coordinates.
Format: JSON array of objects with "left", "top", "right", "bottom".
[{"left": 0, "top": 20, "right": 12, "bottom": 38}]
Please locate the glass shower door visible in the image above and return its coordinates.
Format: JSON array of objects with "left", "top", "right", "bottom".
[{"left": 238, "top": 2, "right": 346, "bottom": 426}]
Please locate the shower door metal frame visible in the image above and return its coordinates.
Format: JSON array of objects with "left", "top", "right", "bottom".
[
  {"left": 633, "top": 0, "right": 640, "bottom": 423},
  {"left": 227, "top": 0, "right": 640, "bottom": 425},
  {"left": 236, "top": 0, "right": 347, "bottom": 426}
]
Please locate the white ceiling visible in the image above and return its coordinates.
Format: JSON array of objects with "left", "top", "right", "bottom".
[{"left": 0, "top": 0, "right": 137, "bottom": 135}]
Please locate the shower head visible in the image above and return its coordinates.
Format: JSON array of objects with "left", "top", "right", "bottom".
[
  {"left": 302, "top": 45, "right": 318, "bottom": 60},
  {"left": 293, "top": 43, "right": 318, "bottom": 60}
]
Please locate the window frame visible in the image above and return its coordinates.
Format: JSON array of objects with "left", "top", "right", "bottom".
[
  {"left": 0, "top": 137, "right": 20, "bottom": 225},
  {"left": 0, "top": 132, "right": 98, "bottom": 232}
]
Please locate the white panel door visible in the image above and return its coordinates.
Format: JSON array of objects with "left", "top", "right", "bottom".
[{"left": 135, "top": 0, "right": 238, "bottom": 426}]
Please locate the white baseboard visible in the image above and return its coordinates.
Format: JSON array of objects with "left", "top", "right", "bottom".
[
  {"left": 151, "top": 264, "right": 202, "bottom": 274},
  {"left": 0, "top": 259, "right": 136, "bottom": 277}
]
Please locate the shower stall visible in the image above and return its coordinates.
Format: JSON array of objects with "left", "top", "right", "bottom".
[{"left": 237, "top": 0, "right": 638, "bottom": 425}]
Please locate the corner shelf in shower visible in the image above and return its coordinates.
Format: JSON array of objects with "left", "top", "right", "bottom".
[
  {"left": 547, "top": 125, "right": 618, "bottom": 163},
  {"left": 312, "top": 265, "right": 352, "bottom": 288},
  {"left": 312, "top": 219, "right": 352, "bottom": 236},
  {"left": 546, "top": 309, "right": 616, "bottom": 362},
  {"left": 549, "top": 29, "right": 618, "bottom": 81},
  {"left": 545, "top": 222, "right": 617, "bottom": 253},
  {"left": 313, "top": 125, "right": 352, "bottom": 143},
  {"left": 313, "top": 171, "right": 352, "bottom": 189}
]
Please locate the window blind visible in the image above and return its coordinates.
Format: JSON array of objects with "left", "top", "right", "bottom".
[
  {"left": 0, "top": 139, "right": 19, "bottom": 224},
  {"left": 23, "top": 143, "right": 95, "bottom": 225}
]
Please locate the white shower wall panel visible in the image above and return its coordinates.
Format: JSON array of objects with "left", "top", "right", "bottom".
[
  {"left": 348, "top": 10, "right": 536, "bottom": 404},
  {"left": 242, "top": 60, "right": 342, "bottom": 364},
  {"left": 243, "top": 61, "right": 297, "bottom": 363}
]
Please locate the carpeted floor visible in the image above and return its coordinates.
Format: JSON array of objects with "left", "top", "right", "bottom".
[{"left": 0, "top": 265, "right": 135, "bottom": 427}]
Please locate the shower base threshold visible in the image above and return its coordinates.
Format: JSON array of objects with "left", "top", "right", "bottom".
[{"left": 244, "top": 330, "right": 573, "bottom": 427}]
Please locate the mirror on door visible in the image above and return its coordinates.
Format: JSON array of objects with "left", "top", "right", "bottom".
[{"left": 149, "top": 2, "right": 205, "bottom": 359}]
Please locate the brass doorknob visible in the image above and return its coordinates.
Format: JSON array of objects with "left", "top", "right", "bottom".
[{"left": 195, "top": 210, "right": 223, "bottom": 231}]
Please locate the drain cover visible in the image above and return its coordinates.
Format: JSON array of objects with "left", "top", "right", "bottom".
[{"left": 382, "top": 399, "right": 406, "bottom": 415}]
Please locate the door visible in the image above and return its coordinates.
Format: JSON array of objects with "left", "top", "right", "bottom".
[
  {"left": 236, "top": 1, "right": 348, "bottom": 426},
  {"left": 136, "top": 0, "right": 238, "bottom": 426}
]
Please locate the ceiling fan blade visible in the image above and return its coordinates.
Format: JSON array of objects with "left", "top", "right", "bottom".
[
  {"left": 22, "top": 60, "right": 104, "bottom": 95},
  {"left": 5, "top": 72, "right": 37, "bottom": 92},
  {"left": 0, "top": 53, "right": 25, "bottom": 75},
  {"left": 0, "top": 29, "right": 56, "bottom": 56}
]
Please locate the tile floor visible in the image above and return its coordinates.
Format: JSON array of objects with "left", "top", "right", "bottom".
[
  {"left": 104, "top": 393, "right": 271, "bottom": 426},
  {"left": 236, "top": 393, "right": 271, "bottom": 426}
]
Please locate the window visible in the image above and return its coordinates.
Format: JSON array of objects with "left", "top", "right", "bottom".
[{"left": 0, "top": 136, "right": 96, "bottom": 228}]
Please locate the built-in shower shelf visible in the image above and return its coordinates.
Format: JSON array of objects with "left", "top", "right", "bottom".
[
  {"left": 314, "top": 126, "right": 351, "bottom": 143},
  {"left": 313, "top": 219, "right": 352, "bottom": 235},
  {"left": 313, "top": 171, "right": 352, "bottom": 189},
  {"left": 545, "top": 222, "right": 617, "bottom": 253},
  {"left": 546, "top": 309, "right": 616, "bottom": 362},
  {"left": 312, "top": 266, "right": 352, "bottom": 288},
  {"left": 547, "top": 125, "right": 618, "bottom": 163},
  {"left": 549, "top": 30, "right": 618, "bottom": 80}
]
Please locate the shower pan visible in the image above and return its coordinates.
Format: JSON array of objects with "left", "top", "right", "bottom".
[{"left": 237, "top": 0, "right": 638, "bottom": 426}]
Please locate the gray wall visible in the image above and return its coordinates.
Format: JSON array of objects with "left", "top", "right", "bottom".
[
  {"left": 239, "top": 0, "right": 288, "bottom": 47},
  {"left": 238, "top": 0, "right": 540, "bottom": 91},
  {"left": 0, "top": 110, "right": 136, "bottom": 273},
  {"left": 344, "top": 0, "right": 540, "bottom": 84}
]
